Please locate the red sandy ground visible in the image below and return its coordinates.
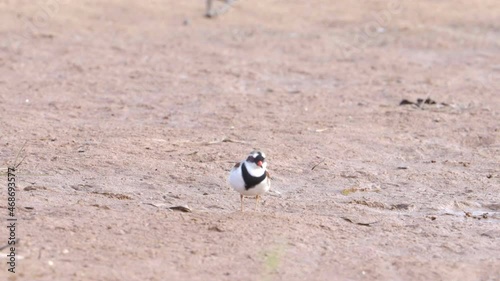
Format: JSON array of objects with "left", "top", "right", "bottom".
[{"left": 0, "top": 0, "right": 499, "bottom": 280}]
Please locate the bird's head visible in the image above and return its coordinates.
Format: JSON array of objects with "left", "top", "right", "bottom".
[{"left": 245, "top": 150, "right": 267, "bottom": 170}]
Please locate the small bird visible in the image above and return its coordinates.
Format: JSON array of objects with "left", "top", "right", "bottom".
[{"left": 229, "top": 151, "right": 271, "bottom": 212}]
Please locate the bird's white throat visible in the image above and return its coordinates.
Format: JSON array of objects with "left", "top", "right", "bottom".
[{"left": 244, "top": 161, "right": 267, "bottom": 177}]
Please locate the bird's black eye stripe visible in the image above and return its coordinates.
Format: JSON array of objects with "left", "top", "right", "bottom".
[
  {"left": 255, "top": 155, "right": 265, "bottom": 162},
  {"left": 247, "top": 156, "right": 255, "bottom": 162}
]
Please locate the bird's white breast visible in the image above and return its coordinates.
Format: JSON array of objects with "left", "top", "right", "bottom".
[{"left": 229, "top": 162, "right": 270, "bottom": 196}]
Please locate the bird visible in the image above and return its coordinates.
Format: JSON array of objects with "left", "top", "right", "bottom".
[{"left": 229, "top": 150, "right": 271, "bottom": 212}]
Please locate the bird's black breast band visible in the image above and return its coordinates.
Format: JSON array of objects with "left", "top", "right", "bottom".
[{"left": 241, "top": 163, "right": 266, "bottom": 190}]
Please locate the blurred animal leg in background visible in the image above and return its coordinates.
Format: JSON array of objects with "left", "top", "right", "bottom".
[
  {"left": 206, "top": 0, "right": 235, "bottom": 18},
  {"left": 206, "top": 0, "right": 213, "bottom": 17}
]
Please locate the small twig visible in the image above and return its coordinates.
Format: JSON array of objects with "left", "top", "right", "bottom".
[
  {"left": 142, "top": 202, "right": 167, "bottom": 208},
  {"left": 205, "top": 137, "right": 248, "bottom": 145},
  {"left": 169, "top": 205, "right": 192, "bottom": 212},
  {"left": 222, "top": 138, "right": 248, "bottom": 144},
  {"left": 14, "top": 155, "right": 27, "bottom": 169},
  {"left": 0, "top": 239, "right": 19, "bottom": 251},
  {"left": 311, "top": 159, "right": 326, "bottom": 170},
  {"left": 315, "top": 128, "right": 328, "bottom": 133},
  {"left": 340, "top": 217, "right": 380, "bottom": 227},
  {"left": 12, "top": 140, "right": 28, "bottom": 169}
]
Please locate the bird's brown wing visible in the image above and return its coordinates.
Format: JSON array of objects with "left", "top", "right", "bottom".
[{"left": 233, "top": 162, "right": 241, "bottom": 168}]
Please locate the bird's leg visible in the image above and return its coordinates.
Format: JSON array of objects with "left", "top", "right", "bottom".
[
  {"left": 240, "top": 194, "right": 244, "bottom": 212},
  {"left": 255, "top": 195, "right": 260, "bottom": 211}
]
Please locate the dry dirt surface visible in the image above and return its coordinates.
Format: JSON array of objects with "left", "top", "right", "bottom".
[{"left": 0, "top": 0, "right": 499, "bottom": 280}]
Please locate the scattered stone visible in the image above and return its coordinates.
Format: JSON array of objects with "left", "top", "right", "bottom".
[
  {"left": 391, "top": 203, "right": 413, "bottom": 210},
  {"left": 417, "top": 98, "right": 436, "bottom": 105},
  {"left": 208, "top": 225, "right": 225, "bottom": 232},
  {"left": 24, "top": 186, "right": 47, "bottom": 191},
  {"left": 169, "top": 205, "right": 192, "bottom": 212},
  {"left": 399, "top": 98, "right": 448, "bottom": 107},
  {"left": 399, "top": 99, "right": 414, "bottom": 105},
  {"left": 91, "top": 204, "right": 110, "bottom": 210}
]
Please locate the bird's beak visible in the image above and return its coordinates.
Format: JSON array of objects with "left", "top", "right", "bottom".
[{"left": 257, "top": 161, "right": 263, "bottom": 167}]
